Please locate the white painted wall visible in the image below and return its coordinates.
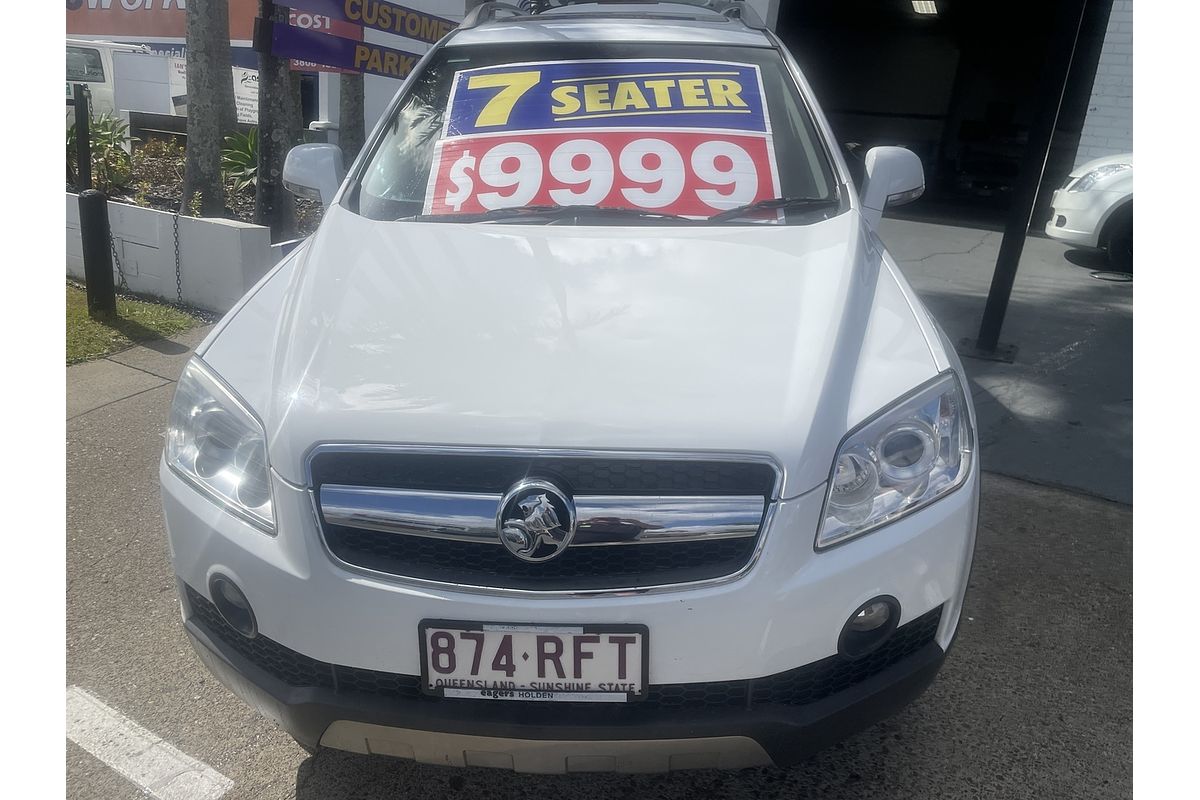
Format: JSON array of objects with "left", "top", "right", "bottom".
[
  {"left": 66, "top": 194, "right": 277, "bottom": 313},
  {"left": 1074, "top": 0, "right": 1133, "bottom": 166}
]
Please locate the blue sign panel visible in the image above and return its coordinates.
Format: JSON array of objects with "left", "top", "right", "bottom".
[{"left": 444, "top": 59, "right": 771, "bottom": 138}]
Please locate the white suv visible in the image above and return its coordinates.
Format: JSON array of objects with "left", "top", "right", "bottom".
[{"left": 160, "top": 0, "right": 978, "bottom": 773}]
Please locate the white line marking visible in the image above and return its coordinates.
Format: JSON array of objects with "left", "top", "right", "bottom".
[{"left": 66, "top": 685, "right": 233, "bottom": 800}]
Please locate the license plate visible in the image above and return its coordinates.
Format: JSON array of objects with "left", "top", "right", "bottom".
[{"left": 419, "top": 620, "right": 648, "bottom": 702}]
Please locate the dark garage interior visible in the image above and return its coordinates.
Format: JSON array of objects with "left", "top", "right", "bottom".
[{"left": 774, "top": 0, "right": 1117, "bottom": 228}]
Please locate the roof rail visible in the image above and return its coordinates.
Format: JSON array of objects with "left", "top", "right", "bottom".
[
  {"left": 465, "top": 1, "right": 767, "bottom": 31},
  {"left": 461, "top": 2, "right": 532, "bottom": 29},
  {"left": 714, "top": 0, "right": 767, "bottom": 30},
  {"left": 553, "top": 0, "right": 764, "bottom": 25}
]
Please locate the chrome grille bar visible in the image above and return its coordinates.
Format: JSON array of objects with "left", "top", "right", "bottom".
[
  {"left": 319, "top": 486, "right": 499, "bottom": 543},
  {"left": 573, "top": 496, "right": 764, "bottom": 545},
  {"left": 319, "top": 485, "right": 765, "bottom": 546}
]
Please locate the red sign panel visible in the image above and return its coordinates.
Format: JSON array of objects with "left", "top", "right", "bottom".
[
  {"left": 424, "top": 130, "right": 779, "bottom": 217},
  {"left": 66, "top": 0, "right": 258, "bottom": 41},
  {"left": 422, "top": 59, "right": 781, "bottom": 219}
]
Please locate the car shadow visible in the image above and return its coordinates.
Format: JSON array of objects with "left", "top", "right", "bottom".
[
  {"left": 131, "top": 335, "right": 190, "bottom": 355},
  {"left": 91, "top": 312, "right": 192, "bottom": 355},
  {"left": 1062, "top": 248, "right": 1108, "bottom": 269}
]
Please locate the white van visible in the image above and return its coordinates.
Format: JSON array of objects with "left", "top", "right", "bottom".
[{"left": 66, "top": 39, "right": 152, "bottom": 122}]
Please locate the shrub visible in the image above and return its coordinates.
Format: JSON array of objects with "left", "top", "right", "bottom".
[
  {"left": 138, "top": 137, "right": 184, "bottom": 160},
  {"left": 222, "top": 128, "right": 259, "bottom": 194},
  {"left": 66, "top": 114, "right": 138, "bottom": 194}
]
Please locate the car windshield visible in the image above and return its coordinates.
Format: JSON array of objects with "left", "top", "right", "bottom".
[{"left": 349, "top": 41, "right": 839, "bottom": 225}]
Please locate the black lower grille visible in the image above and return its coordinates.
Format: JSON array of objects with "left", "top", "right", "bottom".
[
  {"left": 308, "top": 451, "right": 779, "bottom": 497},
  {"left": 185, "top": 585, "right": 942, "bottom": 710},
  {"left": 325, "top": 525, "right": 758, "bottom": 591},
  {"left": 186, "top": 584, "right": 334, "bottom": 690}
]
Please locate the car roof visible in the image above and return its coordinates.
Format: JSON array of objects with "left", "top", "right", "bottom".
[
  {"left": 67, "top": 38, "right": 153, "bottom": 53},
  {"left": 451, "top": 2, "right": 774, "bottom": 48}
]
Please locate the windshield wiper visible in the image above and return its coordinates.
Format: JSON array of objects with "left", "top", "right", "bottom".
[
  {"left": 708, "top": 195, "right": 841, "bottom": 223},
  {"left": 402, "top": 204, "right": 696, "bottom": 224},
  {"left": 400, "top": 205, "right": 696, "bottom": 224}
]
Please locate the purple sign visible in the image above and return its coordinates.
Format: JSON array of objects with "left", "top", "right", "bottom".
[
  {"left": 281, "top": 0, "right": 456, "bottom": 45},
  {"left": 269, "top": 23, "right": 421, "bottom": 79}
]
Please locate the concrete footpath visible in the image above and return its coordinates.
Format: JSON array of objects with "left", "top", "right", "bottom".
[{"left": 66, "top": 220, "right": 1132, "bottom": 799}]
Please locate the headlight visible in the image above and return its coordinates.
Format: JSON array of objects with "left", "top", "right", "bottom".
[
  {"left": 166, "top": 358, "right": 274, "bottom": 532},
  {"left": 817, "top": 372, "right": 973, "bottom": 549},
  {"left": 1068, "top": 163, "right": 1130, "bottom": 192}
]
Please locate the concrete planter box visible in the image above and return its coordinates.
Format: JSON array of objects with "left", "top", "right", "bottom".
[{"left": 66, "top": 193, "right": 288, "bottom": 313}]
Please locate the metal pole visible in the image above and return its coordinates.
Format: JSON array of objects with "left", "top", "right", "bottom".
[
  {"left": 78, "top": 190, "right": 117, "bottom": 318},
  {"left": 973, "top": 0, "right": 1089, "bottom": 355},
  {"left": 73, "top": 83, "right": 92, "bottom": 193}
]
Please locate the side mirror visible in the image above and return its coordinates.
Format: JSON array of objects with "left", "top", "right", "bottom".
[
  {"left": 860, "top": 146, "right": 924, "bottom": 229},
  {"left": 283, "top": 143, "right": 345, "bottom": 209}
]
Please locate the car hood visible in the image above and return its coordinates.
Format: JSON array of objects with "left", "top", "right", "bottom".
[{"left": 203, "top": 205, "right": 940, "bottom": 497}]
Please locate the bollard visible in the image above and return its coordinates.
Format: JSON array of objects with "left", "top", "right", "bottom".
[
  {"left": 74, "top": 84, "right": 92, "bottom": 193},
  {"left": 78, "top": 190, "right": 117, "bottom": 318}
]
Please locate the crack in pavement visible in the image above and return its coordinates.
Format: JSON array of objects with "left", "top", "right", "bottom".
[
  {"left": 105, "top": 354, "right": 184, "bottom": 383},
  {"left": 897, "top": 231, "right": 994, "bottom": 263},
  {"left": 67, "top": 381, "right": 172, "bottom": 422},
  {"left": 67, "top": 526, "right": 143, "bottom": 592}
]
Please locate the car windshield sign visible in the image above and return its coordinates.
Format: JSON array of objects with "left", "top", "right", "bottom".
[
  {"left": 354, "top": 42, "right": 836, "bottom": 224},
  {"left": 421, "top": 58, "right": 784, "bottom": 219}
]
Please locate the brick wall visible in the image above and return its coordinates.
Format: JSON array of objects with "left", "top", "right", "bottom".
[{"left": 1074, "top": 0, "right": 1133, "bottom": 166}]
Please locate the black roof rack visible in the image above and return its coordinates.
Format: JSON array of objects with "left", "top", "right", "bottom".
[
  {"left": 461, "top": 0, "right": 766, "bottom": 31},
  {"left": 461, "top": 2, "right": 530, "bottom": 28}
]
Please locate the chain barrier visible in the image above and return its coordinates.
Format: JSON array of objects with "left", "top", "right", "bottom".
[
  {"left": 108, "top": 234, "right": 129, "bottom": 292},
  {"left": 104, "top": 205, "right": 184, "bottom": 307},
  {"left": 173, "top": 209, "right": 183, "bottom": 305}
]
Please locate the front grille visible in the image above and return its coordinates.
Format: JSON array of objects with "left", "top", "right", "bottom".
[
  {"left": 309, "top": 449, "right": 778, "bottom": 590},
  {"left": 186, "top": 585, "right": 942, "bottom": 711},
  {"left": 325, "top": 525, "right": 758, "bottom": 591},
  {"left": 308, "top": 451, "right": 779, "bottom": 497}
]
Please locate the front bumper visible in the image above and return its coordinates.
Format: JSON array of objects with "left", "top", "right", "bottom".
[
  {"left": 162, "top": 455, "right": 977, "bottom": 770},
  {"left": 1044, "top": 187, "right": 1124, "bottom": 248},
  {"left": 185, "top": 591, "right": 947, "bottom": 770}
]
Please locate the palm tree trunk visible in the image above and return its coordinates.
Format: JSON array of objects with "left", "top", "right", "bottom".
[
  {"left": 255, "top": 0, "right": 297, "bottom": 240},
  {"left": 339, "top": 73, "right": 366, "bottom": 163},
  {"left": 182, "top": 0, "right": 237, "bottom": 217}
]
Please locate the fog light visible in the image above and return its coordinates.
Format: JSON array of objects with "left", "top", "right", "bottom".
[
  {"left": 849, "top": 600, "right": 892, "bottom": 632},
  {"left": 209, "top": 574, "right": 257, "bottom": 638},
  {"left": 839, "top": 596, "right": 900, "bottom": 658}
]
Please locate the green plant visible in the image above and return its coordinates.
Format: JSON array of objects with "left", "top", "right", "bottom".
[
  {"left": 133, "top": 180, "right": 152, "bottom": 208},
  {"left": 66, "top": 124, "right": 77, "bottom": 184},
  {"left": 138, "top": 137, "right": 184, "bottom": 160},
  {"left": 66, "top": 114, "right": 138, "bottom": 194},
  {"left": 188, "top": 191, "right": 204, "bottom": 217},
  {"left": 221, "top": 127, "right": 259, "bottom": 194}
]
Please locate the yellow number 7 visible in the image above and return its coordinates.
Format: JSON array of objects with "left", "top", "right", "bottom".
[{"left": 467, "top": 71, "right": 541, "bottom": 128}]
